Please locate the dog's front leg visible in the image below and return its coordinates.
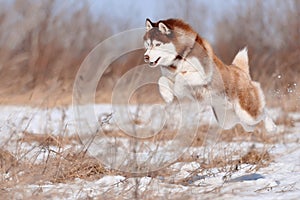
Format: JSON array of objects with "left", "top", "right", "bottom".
[
  {"left": 158, "top": 76, "right": 174, "bottom": 104},
  {"left": 173, "top": 74, "right": 195, "bottom": 100}
]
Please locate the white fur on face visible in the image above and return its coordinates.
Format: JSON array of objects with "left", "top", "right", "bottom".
[
  {"left": 144, "top": 40, "right": 177, "bottom": 67},
  {"left": 144, "top": 39, "right": 150, "bottom": 49}
]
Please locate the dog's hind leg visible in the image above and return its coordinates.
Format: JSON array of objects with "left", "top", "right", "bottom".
[
  {"left": 212, "top": 104, "right": 239, "bottom": 130},
  {"left": 240, "top": 122, "right": 256, "bottom": 132}
]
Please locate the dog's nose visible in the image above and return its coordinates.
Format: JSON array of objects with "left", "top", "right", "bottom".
[{"left": 144, "top": 55, "right": 150, "bottom": 62}]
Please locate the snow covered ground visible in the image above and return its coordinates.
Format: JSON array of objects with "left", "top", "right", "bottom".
[{"left": 0, "top": 104, "right": 299, "bottom": 199}]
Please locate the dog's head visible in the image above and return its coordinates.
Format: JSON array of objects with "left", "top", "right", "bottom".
[{"left": 143, "top": 19, "right": 178, "bottom": 67}]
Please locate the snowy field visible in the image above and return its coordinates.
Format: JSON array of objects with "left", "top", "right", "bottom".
[{"left": 0, "top": 104, "right": 299, "bottom": 199}]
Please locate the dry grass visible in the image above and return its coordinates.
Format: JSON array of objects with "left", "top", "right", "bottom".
[
  {"left": 167, "top": 146, "right": 272, "bottom": 187},
  {"left": 0, "top": 113, "right": 281, "bottom": 185},
  {"left": 49, "top": 152, "right": 108, "bottom": 183},
  {"left": 0, "top": 148, "right": 18, "bottom": 174},
  {"left": 0, "top": 146, "right": 108, "bottom": 185},
  {"left": 19, "top": 131, "right": 80, "bottom": 148},
  {"left": 0, "top": 108, "right": 295, "bottom": 199},
  {"left": 240, "top": 147, "right": 272, "bottom": 166}
]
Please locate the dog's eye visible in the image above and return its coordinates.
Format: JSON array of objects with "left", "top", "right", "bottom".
[
  {"left": 144, "top": 41, "right": 150, "bottom": 48},
  {"left": 155, "top": 43, "right": 161, "bottom": 47}
]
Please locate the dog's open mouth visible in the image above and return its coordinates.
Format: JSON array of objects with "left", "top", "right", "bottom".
[{"left": 149, "top": 57, "right": 161, "bottom": 66}]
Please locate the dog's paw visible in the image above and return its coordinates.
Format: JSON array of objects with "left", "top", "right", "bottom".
[
  {"left": 160, "top": 87, "right": 174, "bottom": 103},
  {"left": 264, "top": 116, "right": 277, "bottom": 133},
  {"left": 161, "top": 90, "right": 174, "bottom": 103}
]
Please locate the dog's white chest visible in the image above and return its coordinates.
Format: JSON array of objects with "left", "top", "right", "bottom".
[{"left": 158, "top": 56, "right": 212, "bottom": 101}]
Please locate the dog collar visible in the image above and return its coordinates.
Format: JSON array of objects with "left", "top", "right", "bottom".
[
  {"left": 166, "top": 65, "right": 177, "bottom": 71},
  {"left": 162, "top": 65, "right": 177, "bottom": 72}
]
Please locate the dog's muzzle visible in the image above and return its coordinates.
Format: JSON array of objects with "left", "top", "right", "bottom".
[
  {"left": 149, "top": 57, "right": 160, "bottom": 66},
  {"left": 144, "top": 54, "right": 161, "bottom": 66}
]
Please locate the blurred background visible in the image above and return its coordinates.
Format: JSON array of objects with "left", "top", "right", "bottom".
[{"left": 0, "top": 0, "right": 299, "bottom": 109}]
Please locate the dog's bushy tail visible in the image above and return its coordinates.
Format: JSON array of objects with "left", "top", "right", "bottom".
[{"left": 232, "top": 47, "right": 249, "bottom": 74}]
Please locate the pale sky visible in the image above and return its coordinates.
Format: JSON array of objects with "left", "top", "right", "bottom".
[{"left": 87, "top": 0, "right": 238, "bottom": 40}]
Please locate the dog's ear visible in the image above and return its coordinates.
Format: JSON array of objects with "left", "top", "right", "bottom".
[
  {"left": 158, "top": 22, "right": 171, "bottom": 34},
  {"left": 145, "top": 18, "right": 153, "bottom": 32}
]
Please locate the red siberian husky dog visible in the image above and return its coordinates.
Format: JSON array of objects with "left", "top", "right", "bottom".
[{"left": 143, "top": 18, "right": 276, "bottom": 132}]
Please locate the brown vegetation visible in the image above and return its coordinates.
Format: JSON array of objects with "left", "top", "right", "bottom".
[{"left": 0, "top": 0, "right": 113, "bottom": 106}]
